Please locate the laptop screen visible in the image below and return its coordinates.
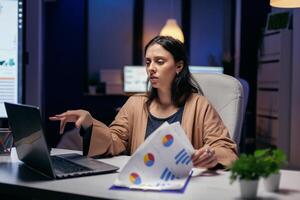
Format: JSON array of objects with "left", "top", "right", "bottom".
[{"left": 5, "top": 102, "right": 56, "bottom": 178}]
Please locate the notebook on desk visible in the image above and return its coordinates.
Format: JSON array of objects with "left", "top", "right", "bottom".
[{"left": 4, "top": 102, "right": 119, "bottom": 179}]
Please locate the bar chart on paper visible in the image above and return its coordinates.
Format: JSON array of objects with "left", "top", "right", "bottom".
[
  {"left": 160, "top": 168, "right": 176, "bottom": 181},
  {"left": 175, "top": 148, "right": 191, "bottom": 165}
]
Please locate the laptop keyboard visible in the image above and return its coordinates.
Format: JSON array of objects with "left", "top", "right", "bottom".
[{"left": 51, "top": 156, "right": 91, "bottom": 174}]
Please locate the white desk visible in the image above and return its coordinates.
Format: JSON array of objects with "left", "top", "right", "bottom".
[{"left": 0, "top": 148, "right": 300, "bottom": 200}]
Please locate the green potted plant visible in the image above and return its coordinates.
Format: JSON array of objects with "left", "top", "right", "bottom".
[
  {"left": 255, "top": 149, "right": 287, "bottom": 192},
  {"left": 230, "top": 153, "right": 265, "bottom": 199}
]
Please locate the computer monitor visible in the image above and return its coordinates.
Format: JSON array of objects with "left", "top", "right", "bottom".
[
  {"left": 123, "top": 66, "right": 148, "bottom": 93},
  {"left": 265, "top": 11, "right": 292, "bottom": 32},
  {"left": 123, "top": 65, "right": 224, "bottom": 93},
  {"left": 0, "top": 0, "right": 24, "bottom": 118}
]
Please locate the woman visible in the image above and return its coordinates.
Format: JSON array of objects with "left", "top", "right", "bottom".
[{"left": 50, "top": 36, "right": 237, "bottom": 169}]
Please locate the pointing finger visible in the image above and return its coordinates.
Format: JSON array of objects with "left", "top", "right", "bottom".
[{"left": 75, "top": 117, "right": 84, "bottom": 129}]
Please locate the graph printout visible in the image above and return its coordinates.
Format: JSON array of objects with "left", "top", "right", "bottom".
[{"left": 114, "top": 122, "right": 194, "bottom": 190}]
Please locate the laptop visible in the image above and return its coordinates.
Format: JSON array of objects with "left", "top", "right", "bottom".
[{"left": 4, "top": 102, "right": 119, "bottom": 179}]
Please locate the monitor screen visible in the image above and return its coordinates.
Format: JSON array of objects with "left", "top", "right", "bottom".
[
  {"left": 0, "top": 0, "right": 24, "bottom": 118},
  {"left": 189, "top": 66, "right": 223, "bottom": 74},
  {"left": 123, "top": 66, "right": 148, "bottom": 93},
  {"left": 266, "top": 11, "right": 291, "bottom": 32},
  {"left": 123, "top": 65, "right": 224, "bottom": 93}
]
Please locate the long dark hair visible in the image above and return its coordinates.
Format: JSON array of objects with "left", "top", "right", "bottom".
[{"left": 144, "top": 36, "right": 201, "bottom": 109}]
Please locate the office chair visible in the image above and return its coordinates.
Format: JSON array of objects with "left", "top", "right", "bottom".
[
  {"left": 192, "top": 73, "right": 247, "bottom": 147},
  {"left": 237, "top": 78, "right": 249, "bottom": 152},
  {"left": 237, "top": 78, "right": 249, "bottom": 123}
]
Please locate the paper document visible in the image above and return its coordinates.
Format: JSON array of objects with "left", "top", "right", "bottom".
[{"left": 113, "top": 122, "right": 194, "bottom": 190}]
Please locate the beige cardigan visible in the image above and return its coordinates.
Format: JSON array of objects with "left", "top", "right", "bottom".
[{"left": 89, "top": 93, "right": 238, "bottom": 167}]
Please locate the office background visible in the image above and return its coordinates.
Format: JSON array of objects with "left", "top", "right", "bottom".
[{"left": 12, "top": 0, "right": 300, "bottom": 169}]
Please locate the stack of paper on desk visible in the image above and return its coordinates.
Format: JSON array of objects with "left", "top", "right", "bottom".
[{"left": 113, "top": 122, "right": 194, "bottom": 191}]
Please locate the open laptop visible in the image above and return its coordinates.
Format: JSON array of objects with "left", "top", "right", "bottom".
[{"left": 4, "top": 102, "right": 119, "bottom": 179}]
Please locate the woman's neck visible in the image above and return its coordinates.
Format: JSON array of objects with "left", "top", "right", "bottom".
[
  {"left": 149, "top": 89, "right": 179, "bottom": 118},
  {"left": 157, "top": 88, "right": 172, "bottom": 107}
]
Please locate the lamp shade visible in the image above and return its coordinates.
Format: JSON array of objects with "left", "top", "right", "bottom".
[
  {"left": 160, "top": 19, "right": 184, "bottom": 43},
  {"left": 270, "top": 0, "right": 300, "bottom": 8}
]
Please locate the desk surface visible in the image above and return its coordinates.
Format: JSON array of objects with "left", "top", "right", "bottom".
[{"left": 1, "top": 148, "right": 300, "bottom": 200}]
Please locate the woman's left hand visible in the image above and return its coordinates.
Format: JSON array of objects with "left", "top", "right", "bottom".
[{"left": 192, "top": 147, "right": 218, "bottom": 168}]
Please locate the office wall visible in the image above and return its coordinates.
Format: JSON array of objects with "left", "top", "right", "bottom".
[
  {"left": 88, "top": 0, "right": 183, "bottom": 73},
  {"left": 43, "top": 0, "right": 86, "bottom": 146},
  {"left": 25, "top": 0, "right": 43, "bottom": 109},
  {"left": 190, "top": 0, "right": 225, "bottom": 66},
  {"left": 88, "top": 0, "right": 228, "bottom": 71},
  {"left": 234, "top": 0, "right": 242, "bottom": 76},
  {"left": 143, "top": 0, "right": 182, "bottom": 49},
  {"left": 88, "top": 0, "right": 134, "bottom": 76}
]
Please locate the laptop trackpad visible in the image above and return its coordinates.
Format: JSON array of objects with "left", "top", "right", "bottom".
[{"left": 56, "top": 153, "right": 119, "bottom": 170}]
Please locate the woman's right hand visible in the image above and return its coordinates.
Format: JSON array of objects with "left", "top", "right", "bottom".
[{"left": 49, "top": 110, "right": 93, "bottom": 134}]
